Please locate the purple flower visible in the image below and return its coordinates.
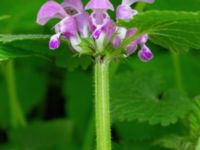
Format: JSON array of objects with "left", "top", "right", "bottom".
[
  {"left": 85, "top": 0, "right": 114, "bottom": 10},
  {"left": 138, "top": 44, "right": 154, "bottom": 62},
  {"left": 49, "top": 33, "right": 61, "bottom": 50},
  {"left": 85, "top": 0, "right": 115, "bottom": 40},
  {"left": 117, "top": 0, "right": 154, "bottom": 20},
  {"left": 37, "top": 0, "right": 155, "bottom": 62},
  {"left": 37, "top": 0, "right": 89, "bottom": 50}
]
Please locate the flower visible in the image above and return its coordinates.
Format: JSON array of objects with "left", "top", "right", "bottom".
[
  {"left": 86, "top": 0, "right": 114, "bottom": 40},
  {"left": 117, "top": 0, "right": 154, "bottom": 20},
  {"left": 37, "top": 0, "right": 155, "bottom": 62},
  {"left": 37, "top": 0, "right": 89, "bottom": 50}
]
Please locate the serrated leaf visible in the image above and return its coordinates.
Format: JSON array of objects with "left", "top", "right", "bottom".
[
  {"left": 111, "top": 71, "right": 191, "bottom": 126},
  {"left": 119, "top": 11, "right": 200, "bottom": 51},
  {"left": 154, "top": 135, "right": 195, "bottom": 150}
]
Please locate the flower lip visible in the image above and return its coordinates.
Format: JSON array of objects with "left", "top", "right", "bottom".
[{"left": 85, "top": 0, "right": 114, "bottom": 11}]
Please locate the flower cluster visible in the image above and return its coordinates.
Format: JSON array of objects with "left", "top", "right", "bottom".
[{"left": 37, "top": 0, "right": 154, "bottom": 62}]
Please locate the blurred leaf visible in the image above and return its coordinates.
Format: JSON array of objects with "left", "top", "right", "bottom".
[
  {"left": 115, "top": 121, "right": 184, "bottom": 141},
  {"left": 111, "top": 71, "right": 191, "bottom": 126},
  {"left": 7, "top": 120, "right": 75, "bottom": 150},
  {"left": 0, "top": 45, "right": 35, "bottom": 61},
  {"left": 0, "top": 16, "right": 9, "bottom": 21},
  {"left": 0, "top": 35, "right": 92, "bottom": 70},
  {"left": 126, "top": 51, "right": 200, "bottom": 97},
  {"left": 154, "top": 135, "right": 195, "bottom": 150},
  {"left": 0, "top": 34, "right": 50, "bottom": 43},
  {"left": 147, "top": 0, "right": 200, "bottom": 11},
  {"left": 119, "top": 11, "right": 200, "bottom": 51},
  {"left": 0, "top": 59, "right": 48, "bottom": 127},
  {"left": 63, "top": 69, "right": 93, "bottom": 140}
]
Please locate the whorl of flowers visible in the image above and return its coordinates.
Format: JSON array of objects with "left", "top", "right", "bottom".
[{"left": 37, "top": 0, "right": 155, "bottom": 62}]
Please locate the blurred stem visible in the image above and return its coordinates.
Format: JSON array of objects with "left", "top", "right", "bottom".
[
  {"left": 94, "top": 60, "right": 111, "bottom": 150},
  {"left": 170, "top": 51, "right": 184, "bottom": 91},
  {"left": 4, "top": 60, "right": 27, "bottom": 128}
]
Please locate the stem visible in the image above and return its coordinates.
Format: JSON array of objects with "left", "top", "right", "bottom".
[
  {"left": 94, "top": 60, "right": 111, "bottom": 150},
  {"left": 4, "top": 60, "right": 27, "bottom": 128},
  {"left": 170, "top": 51, "right": 184, "bottom": 91}
]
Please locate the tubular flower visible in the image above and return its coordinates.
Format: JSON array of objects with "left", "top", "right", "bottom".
[{"left": 37, "top": 0, "right": 155, "bottom": 62}]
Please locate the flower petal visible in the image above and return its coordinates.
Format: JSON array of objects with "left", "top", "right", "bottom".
[
  {"left": 55, "top": 17, "right": 77, "bottom": 38},
  {"left": 138, "top": 45, "right": 154, "bottom": 62},
  {"left": 116, "top": 5, "right": 138, "bottom": 20},
  {"left": 122, "top": 0, "right": 155, "bottom": 6},
  {"left": 85, "top": 0, "right": 114, "bottom": 10},
  {"left": 49, "top": 33, "right": 61, "bottom": 50},
  {"left": 63, "top": 0, "right": 83, "bottom": 11},
  {"left": 37, "top": 1, "right": 67, "bottom": 26},
  {"left": 112, "top": 36, "right": 121, "bottom": 48}
]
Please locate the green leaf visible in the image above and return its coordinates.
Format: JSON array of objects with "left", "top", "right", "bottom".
[
  {"left": 154, "top": 135, "right": 195, "bottom": 150},
  {"left": 119, "top": 11, "right": 200, "bottom": 51},
  {"left": 111, "top": 71, "right": 191, "bottom": 126},
  {"left": 0, "top": 15, "right": 9, "bottom": 21},
  {"left": 6, "top": 120, "right": 76, "bottom": 150},
  {"left": 0, "top": 59, "right": 48, "bottom": 127},
  {"left": 63, "top": 69, "right": 93, "bottom": 138},
  {"left": 0, "top": 45, "right": 35, "bottom": 61},
  {"left": 0, "top": 34, "right": 92, "bottom": 70},
  {"left": 115, "top": 121, "right": 184, "bottom": 141},
  {"left": 0, "top": 34, "right": 50, "bottom": 43}
]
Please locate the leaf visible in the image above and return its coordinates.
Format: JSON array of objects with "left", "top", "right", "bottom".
[
  {"left": 154, "top": 135, "right": 195, "bottom": 150},
  {"left": 0, "top": 58, "right": 48, "bottom": 127},
  {"left": 0, "top": 34, "right": 50, "bottom": 43},
  {"left": 0, "top": 45, "right": 35, "bottom": 61},
  {"left": 0, "top": 16, "right": 9, "bottom": 21},
  {"left": 7, "top": 120, "right": 76, "bottom": 150},
  {"left": 115, "top": 121, "right": 184, "bottom": 141},
  {"left": 0, "top": 34, "right": 92, "bottom": 70},
  {"left": 63, "top": 69, "right": 93, "bottom": 138},
  {"left": 119, "top": 11, "right": 200, "bottom": 51},
  {"left": 111, "top": 71, "right": 191, "bottom": 126}
]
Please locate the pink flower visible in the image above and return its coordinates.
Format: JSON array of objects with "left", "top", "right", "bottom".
[
  {"left": 117, "top": 0, "right": 154, "bottom": 20},
  {"left": 37, "top": 0, "right": 89, "bottom": 50},
  {"left": 85, "top": 0, "right": 115, "bottom": 40}
]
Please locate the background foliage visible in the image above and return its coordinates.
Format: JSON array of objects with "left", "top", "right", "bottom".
[{"left": 0, "top": 0, "right": 200, "bottom": 150}]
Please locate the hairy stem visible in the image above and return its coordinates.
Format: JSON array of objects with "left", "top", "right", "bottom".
[
  {"left": 4, "top": 60, "right": 27, "bottom": 128},
  {"left": 94, "top": 60, "right": 111, "bottom": 150}
]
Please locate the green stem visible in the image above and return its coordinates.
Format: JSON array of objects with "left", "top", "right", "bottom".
[
  {"left": 170, "top": 51, "right": 184, "bottom": 91},
  {"left": 94, "top": 60, "right": 111, "bottom": 150},
  {"left": 4, "top": 60, "right": 27, "bottom": 128}
]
